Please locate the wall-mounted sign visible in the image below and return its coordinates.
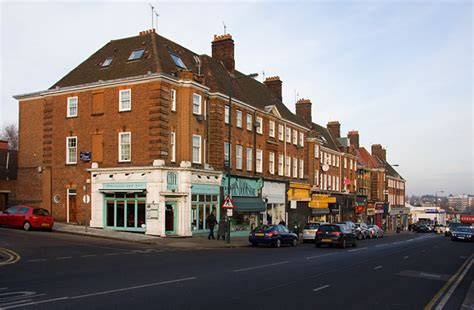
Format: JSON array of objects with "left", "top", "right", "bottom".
[
  {"left": 146, "top": 203, "right": 159, "bottom": 219},
  {"left": 80, "top": 152, "right": 91, "bottom": 162},
  {"left": 167, "top": 172, "right": 178, "bottom": 191},
  {"left": 53, "top": 194, "right": 61, "bottom": 204},
  {"left": 103, "top": 182, "right": 147, "bottom": 190},
  {"left": 222, "top": 176, "right": 262, "bottom": 197}
]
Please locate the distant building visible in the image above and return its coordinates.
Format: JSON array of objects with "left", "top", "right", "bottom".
[
  {"left": 0, "top": 140, "right": 18, "bottom": 210},
  {"left": 447, "top": 194, "right": 473, "bottom": 211}
]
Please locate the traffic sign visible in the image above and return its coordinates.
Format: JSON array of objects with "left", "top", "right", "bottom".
[{"left": 222, "top": 195, "right": 235, "bottom": 209}]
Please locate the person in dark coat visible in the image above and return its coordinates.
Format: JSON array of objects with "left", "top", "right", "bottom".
[
  {"left": 206, "top": 211, "right": 218, "bottom": 240},
  {"left": 217, "top": 219, "right": 226, "bottom": 241},
  {"left": 279, "top": 220, "right": 286, "bottom": 226}
]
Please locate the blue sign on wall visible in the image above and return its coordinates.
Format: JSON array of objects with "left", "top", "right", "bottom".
[{"left": 80, "top": 152, "right": 91, "bottom": 162}]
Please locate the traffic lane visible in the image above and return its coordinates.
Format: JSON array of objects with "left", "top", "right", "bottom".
[
  {"left": 443, "top": 259, "right": 473, "bottom": 310},
  {"left": 12, "top": 234, "right": 440, "bottom": 309},
  {"left": 236, "top": 235, "right": 470, "bottom": 309}
]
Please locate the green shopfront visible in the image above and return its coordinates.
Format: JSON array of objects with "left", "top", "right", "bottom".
[
  {"left": 191, "top": 184, "right": 220, "bottom": 234},
  {"left": 222, "top": 176, "right": 265, "bottom": 236}
]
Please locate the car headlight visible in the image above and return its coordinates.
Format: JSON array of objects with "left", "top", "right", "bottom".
[{"left": 446, "top": 228, "right": 450, "bottom": 231}]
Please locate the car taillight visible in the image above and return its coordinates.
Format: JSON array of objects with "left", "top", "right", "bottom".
[
  {"left": 266, "top": 230, "right": 278, "bottom": 237},
  {"left": 316, "top": 231, "right": 323, "bottom": 235},
  {"left": 332, "top": 232, "right": 342, "bottom": 236}
]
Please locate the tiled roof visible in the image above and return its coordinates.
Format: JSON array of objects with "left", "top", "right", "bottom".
[
  {"left": 311, "top": 122, "right": 340, "bottom": 151},
  {"left": 374, "top": 156, "right": 405, "bottom": 180},
  {"left": 356, "top": 147, "right": 380, "bottom": 169},
  {"left": 50, "top": 31, "right": 308, "bottom": 127}
]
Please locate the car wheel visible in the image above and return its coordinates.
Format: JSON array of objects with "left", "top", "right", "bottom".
[
  {"left": 341, "top": 239, "right": 346, "bottom": 249},
  {"left": 358, "top": 234, "right": 362, "bottom": 240},
  {"left": 451, "top": 237, "right": 456, "bottom": 241},
  {"left": 291, "top": 238, "right": 298, "bottom": 247},
  {"left": 23, "top": 221, "right": 31, "bottom": 231},
  {"left": 251, "top": 242, "right": 258, "bottom": 247},
  {"left": 352, "top": 239, "right": 357, "bottom": 247},
  {"left": 274, "top": 238, "right": 281, "bottom": 248},
  {"left": 315, "top": 243, "right": 321, "bottom": 248}
]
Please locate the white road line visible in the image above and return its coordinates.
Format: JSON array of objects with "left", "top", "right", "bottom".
[
  {"left": 81, "top": 254, "right": 97, "bottom": 258},
  {"left": 376, "top": 244, "right": 388, "bottom": 247},
  {"left": 105, "top": 253, "right": 120, "bottom": 256},
  {"left": 436, "top": 259, "right": 473, "bottom": 310},
  {"left": 27, "top": 259, "right": 46, "bottom": 263},
  {"left": 312, "top": 284, "right": 331, "bottom": 292},
  {"left": 233, "top": 261, "right": 289, "bottom": 272},
  {"left": 0, "top": 299, "right": 33, "bottom": 307},
  {"left": 0, "top": 288, "right": 7, "bottom": 290},
  {"left": 374, "top": 266, "right": 383, "bottom": 270},
  {"left": 348, "top": 247, "right": 367, "bottom": 252},
  {"left": 70, "top": 277, "right": 197, "bottom": 299},
  {"left": 55, "top": 257, "right": 72, "bottom": 260},
  {"left": 3, "top": 297, "right": 69, "bottom": 309},
  {"left": 420, "top": 272, "right": 442, "bottom": 279},
  {"left": 306, "top": 253, "right": 336, "bottom": 260},
  {"left": 403, "top": 256, "right": 409, "bottom": 259}
]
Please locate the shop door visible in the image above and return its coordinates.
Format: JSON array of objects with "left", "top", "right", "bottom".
[
  {"left": 165, "top": 202, "right": 176, "bottom": 235},
  {"left": 68, "top": 190, "right": 77, "bottom": 223}
]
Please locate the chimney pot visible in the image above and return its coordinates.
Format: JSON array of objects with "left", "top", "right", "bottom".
[
  {"left": 212, "top": 34, "right": 235, "bottom": 72},
  {"left": 264, "top": 76, "right": 282, "bottom": 101},
  {"left": 327, "top": 121, "right": 341, "bottom": 139},
  {"left": 295, "top": 98, "right": 312, "bottom": 123},
  {"left": 348, "top": 130, "right": 360, "bottom": 149}
]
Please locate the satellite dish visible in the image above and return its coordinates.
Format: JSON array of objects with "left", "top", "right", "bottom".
[{"left": 322, "top": 164, "right": 330, "bottom": 172}]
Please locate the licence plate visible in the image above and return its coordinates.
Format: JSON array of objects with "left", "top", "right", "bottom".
[
  {"left": 255, "top": 233, "right": 264, "bottom": 237},
  {"left": 42, "top": 223, "right": 50, "bottom": 227},
  {"left": 322, "top": 238, "right": 332, "bottom": 242},
  {"left": 458, "top": 236, "right": 465, "bottom": 239}
]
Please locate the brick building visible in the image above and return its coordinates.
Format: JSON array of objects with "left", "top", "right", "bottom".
[{"left": 0, "top": 140, "right": 18, "bottom": 210}]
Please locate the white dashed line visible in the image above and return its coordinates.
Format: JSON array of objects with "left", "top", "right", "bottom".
[
  {"left": 403, "top": 256, "right": 409, "bottom": 259},
  {"left": 348, "top": 247, "right": 367, "bottom": 252},
  {"left": 374, "top": 266, "right": 383, "bottom": 270},
  {"left": 306, "top": 253, "right": 336, "bottom": 260},
  {"left": 56, "top": 257, "right": 72, "bottom": 260},
  {"left": 312, "top": 284, "right": 331, "bottom": 292},
  {"left": 81, "top": 254, "right": 97, "bottom": 258},
  {"left": 105, "top": 253, "right": 120, "bottom": 256},
  {"left": 234, "top": 261, "right": 289, "bottom": 272},
  {"left": 27, "top": 259, "right": 47, "bottom": 263}
]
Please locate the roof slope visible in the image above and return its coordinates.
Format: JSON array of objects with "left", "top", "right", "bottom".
[
  {"left": 374, "top": 156, "right": 405, "bottom": 180},
  {"left": 356, "top": 147, "right": 380, "bottom": 169},
  {"left": 311, "top": 122, "right": 340, "bottom": 151}
]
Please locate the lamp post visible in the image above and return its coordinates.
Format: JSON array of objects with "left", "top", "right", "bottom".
[{"left": 225, "top": 72, "right": 258, "bottom": 244}]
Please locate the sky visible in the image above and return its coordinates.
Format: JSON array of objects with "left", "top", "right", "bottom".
[{"left": 0, "top": 0, "right": 472, "bottom": 196}]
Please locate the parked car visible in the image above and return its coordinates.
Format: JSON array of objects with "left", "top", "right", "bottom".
[
  {"left": 302, "top": 222, "right": 327, "bottom": 243},
  {"left": 337, "top": 221, "right": 362, "bottom": 240},
  {"left": 445, "top": 222, "right": 462, "bottom": 237},
  {"left": 416, "top": 224, "right": 431, "bottom": 233},
  {"left": 451, "top": 226, "right": 474, "bottom": 242},
  {"left": 315, "top": 224, "right": 357, "bottom": 248},
  {"left": 434, "top": 224, "right": 446, "bottom": 234},
  {"left": 355, "top": 222, "right": 371, "bottom": 239},
  {"left": 249, "top": 224, "right": 298, "bottom": 247},
  {"left": 0, "top": 205, "right": 54, "bottom": 231},
  {"left": 367, "top": 224, "right": 384, "bottom": 238}
]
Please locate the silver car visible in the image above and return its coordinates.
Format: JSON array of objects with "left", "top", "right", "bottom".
[{"left": 302, "top": 222, "right": 328, "bottom": 242}]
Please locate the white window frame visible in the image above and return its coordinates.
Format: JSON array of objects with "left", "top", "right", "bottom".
[
  {"left": 328, "top": 153, "right": 332, "bottom": 166},
  {"left": 292, "top": 129, "right": 298, "bottom": 145},
  {"left": 278, "top": 124, "right": 284, "bottom": 141},
  {"left": 170, "top": 132, "right": 176, "bottom": 162},
  {"left": 336, "top": 176, "right": 340, "bottom": 191},
  {"left": 269, "top": 152, "right": 275, "bottom": 174},
  {"left": 170, "top": 89, "right": 177, "bottom": 112},
  {"left": 225, "top": 106, "right": 230, "bottom": 124},
  {"left": 278, "top": 154, "right": 284, "bottom": 176},
  {"left": 256, "top": 149, "right": 263, "bottom": 173},
  {"left": 269, "top": 121, "right": 275, "bottom": 138},
  {"left": 66, "top": 136, "right": 77, "bottom": 164},
  {"left": 315, "top": 170, "right": 320, "bottom": 186},
  {"left": 236, "top": 110, "right": 242, "bottom": 128},
  {"left": 67, "top": 96, "right": 78, "bottom": 118},
  {"left": 336, "top": 156, "right": 339, "bottom": 167},
  {"left": 246, "top": 114, "right": 253, "bottom": 131},
  {"left": 119, "top": 89, "right": 131, "bottom": 112},
  {"left": 332, "top": 154, "right": 335, "bottom": 166},
  {"left": 256, "top": 117, "right": 263, "bottom": 134},
  {"left": 292, "top": 158, "right": 298, "bottom": 178},
  {"left": 350, "top": 159, "right": 353, "bottom": 170},
  {"left": 246, "top": 148, "right": 253, "bottom": 171},
  {"left": 192, "top": 135, "right": 202, "bottom": 164},
  {"left": 299, "top": 159, "right": 304, "bottom": 179},
  {"left": 286, "top": 156, "right": 291, "bottom": 177},
  {"left": 299, "top": 132, "right": 304, "bottom": 147},
  {"left": 118, "top": 132, "right": 131, "bottom": 162},
  {"left": 315, "top": 144, "right": 319, "bottom": 158},
  {"left": 224, "top": 142, "right": 231, "bottom": 167},
  {"left": 328, "top": 174, "right": 332, "bottom": 189},
  {"left": 193, "top": 93, "right": 202, "bottom": 115},
  {"left": 286, "top": 127, "right": 291, "bottom": 144},
  {"left": 236, "top": 145, "right": 243, "bottom": 170},
  {"left": 344, "top": 158, "right": 347, "bottom": 169}
]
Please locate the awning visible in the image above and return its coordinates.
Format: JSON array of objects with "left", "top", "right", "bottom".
[
  {"left": 232, "top": 197, "right": 266, "bottom": 212},
  {"left": 311, "top": 208, "right": 330, "bottom": 215}
]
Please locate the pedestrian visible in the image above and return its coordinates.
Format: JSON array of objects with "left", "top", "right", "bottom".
[
  {"left": 206, "top": 211, "right": 218, "bottom": 240},
  {"left": 217, "top": 218, "right": 226, "bottom": 241}
]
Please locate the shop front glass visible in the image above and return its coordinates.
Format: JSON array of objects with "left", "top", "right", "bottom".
[
  {"left": 231, "top": 212, "right": 261, "bottom": 232},
  {"left": 104, "top": 192, "right": 146, "bottom": 232},
  {"left": 191, "top": 194, "right": 219, "bottom": 233}
]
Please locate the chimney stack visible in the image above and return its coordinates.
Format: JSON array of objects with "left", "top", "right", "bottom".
[
  {"left": 327, "top": 121, "right": 341, "bottom": 139},
  {"left": 212, "top": 34, "right": 235, "bottom": 72},
  {"left": 264, "top": 76, "right": 282, "bottom": 101},
  {"left": 295, "top": 98, "right": 312, "bottom": 124},
  {"left": 348, "top": 131, "right": 360, "bottom": 149},
  {"left": 371, "top": 144, "right": 386, "bottom": 161}
]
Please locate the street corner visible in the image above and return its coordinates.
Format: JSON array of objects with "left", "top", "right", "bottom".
[{"left": 0, "top": 247, "right": 21, "bottom": 267}]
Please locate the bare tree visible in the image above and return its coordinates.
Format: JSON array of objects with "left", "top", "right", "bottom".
[{"left": 0, "top": 123, "right": 18, "bottom": 150}]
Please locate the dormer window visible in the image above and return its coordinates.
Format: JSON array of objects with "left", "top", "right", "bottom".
[
  {"left": 128, "top": 49, "right": 145, "bottom": 61},
  {"left": 170, "top": 52, "right": 187, "bottom": 69},
  {"left": 101, "top": 57, "right": 113, "bottom": 67}
]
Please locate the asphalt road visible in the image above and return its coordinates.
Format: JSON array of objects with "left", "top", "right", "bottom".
[{"left": 0, "top": 228, "right": 473, "bottom": 310}]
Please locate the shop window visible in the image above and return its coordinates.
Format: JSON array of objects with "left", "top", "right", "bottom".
[
  {"left": 191, "top": 194, "right": 219, "bottom": 232},
  {"left": 105, "top": 192, "right": 146, "bottom": 231}
]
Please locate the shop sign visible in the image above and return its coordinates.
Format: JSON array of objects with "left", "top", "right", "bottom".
[
  {"left": 103, "top": 182, "right": 147, "bottom": 190},
  {"left": 330, "top": 205, "right": 340, "bottom": 214},
  {"left": 262, "top": 181, "right": 286, "bottom": 204},
  {"left": 425, "top": 209, "right": 438, "bottom": 213},
  {"left": 288, "top": 183, "right": 311, "bottom": 202},
  {"left": 222, "top": 176, "right": 262, "bottom": 197},
  {"left": 309, "top": 194, "right": 336, "bottom": 208},
  {"left": 146, "top": 203, "right": 159, "bottom": 219},
  {"left": 460, "top": 215, "right": 474, "bottom": 223},
  {"left": 191, "top": 184, "right": 220, "bottom": 195},
  {"left": 167, "top": 172, "right": 178, "bottom": 192},
  {"left": 355, "top": 205, "right": 366, "bottom": 214}
]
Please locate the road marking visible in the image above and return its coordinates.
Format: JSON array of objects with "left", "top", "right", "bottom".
[
  {"left": 460, "top": 256, "right": 468, "bottom": 259},
  {"left": 0, "top": 248, "right": 21, "bottom": 267},
  {"left": 306, "top": 253, "right": 336, "bottom": 260},
  {"left": 55, "top": 256, "right": 72, "bottom": 260},
  {"left": 0, "top": 299, "right": 33, "bottom": 307},
  {"left": 419, "top": 273, "right": 442, "bottom": 279},
  {"left": 105, "top": 253, "right": 120, "bottom": 256},
  {"left": 461, "top": 281, "right": 474, "bottom": 309},
  {"left": 3, "top": 297, "right": 69, "bottom": 309},
  {"left": 233, "top": 261, "right": 289, "bottom": 272},
  {"left": 348, "top": 247, "right": 367, "bottom": 252},
  {"left": 403, "top": 256, "right": 409, "bottom": 259},
  {"left": 374, "top": 266, "right": 383, "bottom": 270},
  {"left": 312, "top": 284, "right": 331, "bottom": 292},
  {"left": 425, "top": 254, "right": 474, "bottom": 309},
  {"left": 81, "top": 254, "right": 97, "bottom": 258},
  {"left": 27, "top": 259, "right": 47, "bottom": 263},
  {"left": 376, "top": 244, "right": 388, "bottom": 247},
  {"left": 397, "top": 270, "right": 449, "bottom": 281},
  {"left": 70, "top": 277, "right": 197, "bottom": 299},
  {"left": 436, "top": 258, "right": 473, "bottom": 309}
]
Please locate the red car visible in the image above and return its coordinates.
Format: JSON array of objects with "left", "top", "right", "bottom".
[{"left": 0, "top": 205, "right": 54, "bottom": 231}]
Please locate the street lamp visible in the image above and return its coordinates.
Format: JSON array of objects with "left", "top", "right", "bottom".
[
  {"left": 435, "top": 190, "right": 444, "bottom": 207},
  {"left": 225, "top": 72, "right": 258, "bottom": 244}
]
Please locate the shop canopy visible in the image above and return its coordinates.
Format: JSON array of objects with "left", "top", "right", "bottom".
[{"left": 232, "top": 197, "right": 266, "bottom": 212}]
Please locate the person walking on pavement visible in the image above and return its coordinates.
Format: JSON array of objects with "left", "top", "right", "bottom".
[
  {"left": 217, "top": 219, "right": 226, "bottom": 241},
  {"left": 207, "top": 211, "right": 218, "bottom": 240}
]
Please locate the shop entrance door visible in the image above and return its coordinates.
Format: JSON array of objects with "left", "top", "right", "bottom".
[
  {"left": 68, "top": 189, "right": 77, "bottom": 223},
  {"left": 165, "top": 202, "right": 176, "bottom": 235}
]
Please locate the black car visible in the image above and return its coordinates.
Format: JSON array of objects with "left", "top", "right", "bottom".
[
  {"left": 451, "top": 226, "right": 474, "bottom": 241},
  {"left": 337, "top": 221, "right": 362, "bottom": 240},
  {"left": 315, "top": 224, "right": 357, "bottom": 248},
  {"left": 249, "top": 224, "right": 298, "bottom": 247},
  {"left": 416, "top": 224, "right": 431, "bottom": 233}
]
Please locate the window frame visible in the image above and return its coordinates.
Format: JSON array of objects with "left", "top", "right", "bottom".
[
  {"left": 292, "top": 129, "right": 298, "bottom": 145},
  {"left": 292, "top": 157, "right": 298, "bottom": 178},
  {"left": 299, "top": 159, "right": 304, "bottom": 179},
  {"left": 246, "top": 114, "right": 253, "bottom": 131},
  {"left": 128, "top": 49, "right": 145, "bottom": 61},
  {"left": 192, "top": 135, "right": 202, "bottom": 164},
  {"left": 170, "top": 132, "right": 176, "bottom": 162},
  {"left": 278, "top": 124, "right": 284, "bottom": 141},
  {"left": 286, "top": 156, "right": 291, "bottom": 177},
  {"left": 286, "top": 127, "right": 291, "bottom": 144},
  {"left": 119, "top": 89, "right": 132, "bottom": 112},
  {"left": 225, "top": 106, "right": 230, "bottom": 124},
  {"left": 256, "top": 149, "right": 263, "bottom": 173},
  {"left": 299, "top": 132, "right": 304, "bottom": 147},
  {"left": 269, "top": 152, "right": 275, "bottom": 174},
  {"left": 315, "top": 144, "right": 319, "bottom": 158},
  {"left": 192, "top": 93, "right": 202, "bottom": 115},
  {"left": 278, "top": 154, "right": 284, "bottom": 176},
  {"left": 269, "top": 121, "right": 275, "bottom": 138},
  {"left": 118, "top": 132, "right": 131, "bottom": 162},
  {"left": 66, "top": 136, "right": 78, "bottom": 164},
  {"left": 224, "top": 142, "right": 231, "bottom": 167},
  {"left": 67, "top": 96, "right": 78, "bottom": 118},
  {"left": 236, "top": 110, "right": 242, "bottom": 128},
  {"left": 246, "top": 147, "right": 253, "bottom": 171},
  {"left": 256, "top": 117, "right": 263, "bottom": 134},
  {"left": 170, "top": 89, "right": 177, "bottom": 112},
  {"left": 236, "top": 145, "right": 243, "bottom": 170}
]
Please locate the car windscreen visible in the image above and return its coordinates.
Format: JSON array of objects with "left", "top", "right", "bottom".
[
  {"left": 319, "top": 225, "right": 340, "bottom": 232},
  {"left": 304, "top": 223, "right": 320, "bottom": 229},
  {"left": 33, "top": 208, "right": 50, "bottom": 216},
  {"left": 254, "top": 225, "right": 272, "bottom": 232},
  {"left": 455, "top": 227, "right": 472, "bottom": 233}
]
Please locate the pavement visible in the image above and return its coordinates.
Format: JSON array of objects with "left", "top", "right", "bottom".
[{"left": 1, "top": 227, "right": 472, "bottom": 309}]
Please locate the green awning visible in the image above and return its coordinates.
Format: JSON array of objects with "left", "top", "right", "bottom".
[{"left": 232, "top": 197, "right": 266, "bottom": 212}]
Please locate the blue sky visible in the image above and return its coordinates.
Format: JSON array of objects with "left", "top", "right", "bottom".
[{"left": 1, "top": 1, "right": 472, "bottom": 195}]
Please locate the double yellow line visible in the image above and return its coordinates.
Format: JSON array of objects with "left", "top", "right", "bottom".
[
  {"left": 0, "top": 247, "right": 21, "bottom": 267},
  {"left": 425, "top": 253, "right": 473, "bottom": 309}
]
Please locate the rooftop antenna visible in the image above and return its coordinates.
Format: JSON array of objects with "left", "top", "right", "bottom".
[
  {"left": 154, "top": 11, "right": 159, "bottom": 32},
  {"left": 222, "top": 21, "right": 227, "bottom": 35},
  {"left": 149, "top": 3, "right": 154, "bottom": 29},
  {"left": 294, "top": 89, "right": 299, "bottom": 103},
  {"left": 262, "top": 70, "right": 266, "bottom": 82}
]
